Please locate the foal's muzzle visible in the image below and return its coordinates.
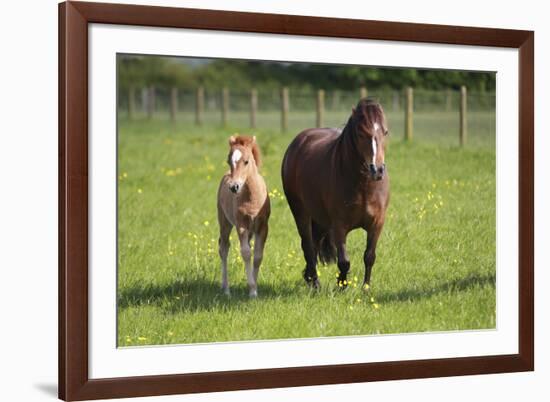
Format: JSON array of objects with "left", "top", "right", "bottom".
[
  {"left": 369, "top": 163, "right": 386, "bottom": 181},
  {"left": 229, "top": 183, "right": 241, "bottom": 193}
]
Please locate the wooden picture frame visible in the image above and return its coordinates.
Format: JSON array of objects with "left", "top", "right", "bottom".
[{"left": 59, "top": 1, "right": 534, "bottom": 400}]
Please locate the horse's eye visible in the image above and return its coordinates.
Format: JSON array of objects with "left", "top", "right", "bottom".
[
  {"left": 384, "top": 130, "right": 389, "bottom": 136},
  {"left": 244, "top": 160, "right": 249, "bottom": 165}
]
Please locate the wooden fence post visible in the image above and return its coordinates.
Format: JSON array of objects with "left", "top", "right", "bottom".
[
  {"left": 281, "top": 87, "right": 289, "bottom": 132},
  {"left": 250, "top": 89, "right": 258, "bottom": 129},
  {"left": 128, "top": 86, "right": 135, "bottom": 120},
  {"left": 360, "top": 86, "right": 368, "bottom": 99},
  {"left": 147, "top": 86, "right": 155, "bottom": 119},
  {"left": 170, "top": 87, "right": 178, "bottom": 123},
  {"left": 195, "top": 87, "right": 204, "bottom": 126},
  {"left": 405, "top": 87, "right": 413, "bottom": 141},
  {"left": 460, "top": 85, "right": 467, "bottom": 146},
  {"left": 222, "top": 87, "right": 229, "bottom": 127},
  {"left": 316, "top": 89, "right": 325, "bottom": 128}
]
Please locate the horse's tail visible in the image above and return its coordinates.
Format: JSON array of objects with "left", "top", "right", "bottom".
[{"left": 312, "top": 221, "right": 337, "bottom": 265}]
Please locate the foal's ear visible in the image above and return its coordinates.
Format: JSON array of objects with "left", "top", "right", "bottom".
[
  {"left": 252, "top": 136, "right": 256, "bottom": 143},
  {"left": 228, "top": 135, "right": 236, "bottom": 145},
  {"left": 352, "top": 107, "right": 356, "bottom": 114}
]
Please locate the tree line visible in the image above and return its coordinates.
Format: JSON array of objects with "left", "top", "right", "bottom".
[{"left": 118, "top": 55, "right": 495, "bottom": 94}]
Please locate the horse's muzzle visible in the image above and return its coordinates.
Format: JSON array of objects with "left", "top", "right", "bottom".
[
  {"left": 369, "top": 163, "right": 386, "bottom": 181},
  {"left": 229, "top": 183, "right": 241, "bottom": 193}
]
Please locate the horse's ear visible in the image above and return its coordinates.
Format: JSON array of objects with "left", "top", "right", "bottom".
[
  {"left": 352, "top": 107, "right": 356, "bottom": 114},
  {"left": 252, "top": 136, "right": 256, "bottom": 143},
  {"left": 228, "top": 135, "right": 236, "bottom": 145}
]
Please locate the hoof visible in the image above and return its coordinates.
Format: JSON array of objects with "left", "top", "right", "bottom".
[
  {"left": 249, "top": 290, "right": 258, "bottom": 298},
  {"left": 337, "top": 280, "right": 349, "bottom": 290},
  {"left": 337, "top": 274, "right": 350, "bottom": 290},
  {"left": 304, "top": 270, "right": 320, "bottom": 289},
  {"left": 222, "top": 287, "right": 231, "bottom": 297},
  {"left": 305, "top": 277, "right": 321, "bottom": 289}
]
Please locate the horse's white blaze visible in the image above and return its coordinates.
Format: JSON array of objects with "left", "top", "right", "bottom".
[
  {"left": 231, "top": 149, "right": 242, "bottom": 167},
  {"left": 372, "top": 138, "right": 377, "bottom": 165},
  {"left": 373, "top": 122, "right": 380, "bottom": 131}
]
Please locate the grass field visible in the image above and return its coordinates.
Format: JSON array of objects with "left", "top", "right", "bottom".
[{"left": 117, "top": 111, "right": 496, "bottom": 347}]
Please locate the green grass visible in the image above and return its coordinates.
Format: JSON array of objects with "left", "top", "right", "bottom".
[{"left": 117, "top": 113, "right": 496, "bottom": 347}]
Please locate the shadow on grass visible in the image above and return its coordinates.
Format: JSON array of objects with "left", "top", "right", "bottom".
[
  {"left": 118, "top": 277, "right": 301, "bottom": 314},
  {"left": 118, "top": 272, "right": 495, "bottom": 314},
  {"left": 375, "top": 273, "right": 496, "bottom": 304}
]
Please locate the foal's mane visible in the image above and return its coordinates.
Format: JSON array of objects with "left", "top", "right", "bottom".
[{"left": 230, "top": 135, "right": 262, "bottom": 168}]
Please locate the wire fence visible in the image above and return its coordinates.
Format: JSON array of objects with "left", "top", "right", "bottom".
[{"left": 118, "top": 87, "right": 496, "bottom": 149}]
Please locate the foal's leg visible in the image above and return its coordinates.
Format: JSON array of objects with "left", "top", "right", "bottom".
[
  {"left": 363, "top": 221, "right": 384, "bottom": 288},
  {"left": 334, "top": 230, "right": 350, "bottom": 288},
  {"left": 237, "top": 228, "right": 256, "bottom": 298},
  {"left": 252, "top": 223, "right": 268, "bottom": 293},
  {"left": 218, "top": 209, "right": 232, "bottom": 296}
]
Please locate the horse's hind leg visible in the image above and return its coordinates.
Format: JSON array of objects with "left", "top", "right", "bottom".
[
  {"left": 287, "top": 197, "right": 319, "bottom": 287},
  {"left": 218, "top": 208, "right": 232, "bottom": 296},
  {"left": 363, "top": 221, "right": 384, "bottom": 289},
  {"left": 297, "top": 217, "right": 320, "bottom": 288}
]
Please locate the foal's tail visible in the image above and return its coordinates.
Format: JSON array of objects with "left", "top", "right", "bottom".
[{"left": 312, "top": 222, "right": 337, "bottom": 264}]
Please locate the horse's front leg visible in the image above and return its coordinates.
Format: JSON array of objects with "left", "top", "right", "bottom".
[
  {"left": 237, "top": 228, "right": 256, "bottom": 298},
  {"left": 334, "top": 230, "right": 350, "bottom": 288},
  {"left": 363, "top": 221, "right": 384, "bottom": 289}
]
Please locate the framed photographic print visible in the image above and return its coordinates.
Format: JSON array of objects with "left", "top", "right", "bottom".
[{"left": 59, "top": 1, "right": 534, "bottom": 400}]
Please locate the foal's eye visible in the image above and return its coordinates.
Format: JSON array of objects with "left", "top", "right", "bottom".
[
  {"left": 384, "top": 130, "right": 389, "bottom": 136},
  {"left": 244, "top": 160, "right": 249, "bottom": 165}
]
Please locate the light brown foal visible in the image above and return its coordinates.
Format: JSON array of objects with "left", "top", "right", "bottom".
[{"left": 217, "top": 135, "right": 270, "bottom": 298}]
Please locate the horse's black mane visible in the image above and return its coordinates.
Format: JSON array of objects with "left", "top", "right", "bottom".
[
  {"left": 336, "top": 98, "right": 386, "bottom": 175},
  {"left": 351, "top": 98, "right": 385, "bottom": 130}
]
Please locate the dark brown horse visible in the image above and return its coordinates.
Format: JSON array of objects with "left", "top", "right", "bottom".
[{"left": 281, "top": 98, "right": 389, "bottom": 289}]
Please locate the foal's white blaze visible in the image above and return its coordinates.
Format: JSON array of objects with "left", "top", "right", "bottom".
[
  {"left": 231, "top": 149, "right": 242, "bottom": 167},
  {"left": 373, "top": 122, "right": 380, "bottom": 131},
  {"left": 371, "top": 138, "right": 377, "bottom": 165}
]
